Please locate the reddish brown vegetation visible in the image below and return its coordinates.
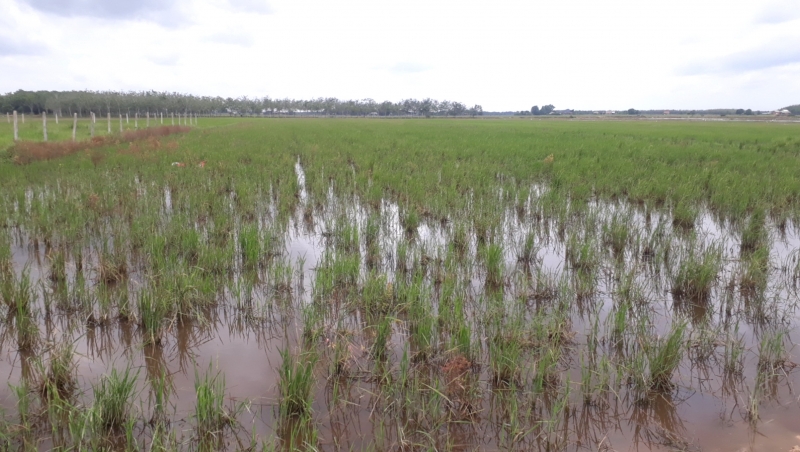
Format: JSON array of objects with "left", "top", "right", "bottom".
[{"left": 7, "top": 126, "right": 190, "bottom": 164}]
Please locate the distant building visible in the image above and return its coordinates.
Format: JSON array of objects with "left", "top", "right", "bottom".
[{"left": 663, "top": 110, "right": 671, "bottom": 115}]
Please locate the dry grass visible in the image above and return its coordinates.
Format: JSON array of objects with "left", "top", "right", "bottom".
[{"left": 8, "top": 126, "right": 190, "bottom": 164}]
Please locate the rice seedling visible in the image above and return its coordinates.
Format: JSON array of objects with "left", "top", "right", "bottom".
[
  {"left": 757, "top": 329, "right": 788, "bottom": 376},
  {"left": 740, "top": 209, "right": 767, "bottom": 254},
  {"left": 646, "top": 321, "right": 687, "bottom": 392},
  {"left": 739, "top": 245, "right": 769, "bottom": 294},
  {"left": 723, "top": 325, "right": 745, "bottom": 376},
  {"left": 481, "top": 242, "right": 504, "bottom": 287},
  {"left": 517, "top": 230, "right": 539, "bottom": 265},
  {"left": 488, "top": 328, "right": 524, "bottom": 386},
  {"left": 92, "top": 367, "right": 138, "bottom": 432},
  {"left": 566, "top": 233, "right": 597, "bottom": 273},
  {"left": 47, "top": 248, "right": 67, "bottom": 283},
  {"left": 239, "top": 224, "right": 261, "bottom": 268},
  {"left": 671, "top": 242, "right": 722, "bottom": 302},
  {"left": 603, "top": 213, "right": 630, "bottom": 257},
  {"left": 371, "top": 315, "right": 392, "bottom": 361},
  {"left": 671, "top": 201, "right": 697, "bottom": 230},
  {"left": 277, "top": 348, "right": 317, "bottom": 420},
  {"left": 35, "top": 340, "right": 77, "bottom": 401},
  {"left": 193, "top": 365, "right": 235, "bottom": 441}
]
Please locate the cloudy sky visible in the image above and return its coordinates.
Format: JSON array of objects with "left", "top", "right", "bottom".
[{"left": 1, "top": 0, "right": 799, "bottom": 111}]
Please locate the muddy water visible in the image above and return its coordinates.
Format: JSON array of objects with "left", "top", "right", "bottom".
[{"left": 1, "top": 164, "right": 799, "bottom": 451}]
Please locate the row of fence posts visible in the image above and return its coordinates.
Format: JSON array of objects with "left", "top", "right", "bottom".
[{"left": 6, "top": 111, "right": 198, "bottom": 142}]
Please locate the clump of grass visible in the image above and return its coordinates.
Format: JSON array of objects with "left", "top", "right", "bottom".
[
  {"left": 740, "top": 246, "right": 769, "bottom": 294},
  {"left": 452, "top": 223, "right": 469, "bottom": 256},
  {"left": 47, "top": 249, "right": 67, "bottom": 283},
  {"left": 92, "top": 367, "right": 138, "bottom": 432},
  {"left": 602, "top": 214, "right": 629, "bottom": 256},
  {"left": 371, "top": 316, "right": 392, "bottom": 361},
  {"left": 566, "top": 234, "right": 597, "bottom": 272},
  {"left": 402, "top": 209, "right": 419, "bottom": 235},
  {"left": 481, "top": 242, "right": 504, "bottom": 287},
  {"left": 488, "top": 329, "right": 523, "bottom": 386},
  {"left": 239, "top": 224, "right": 261, "bottom": 267},
  {"left": 2, "top": 267, "right": 39, "bottom": 352},
  {"left": 671, "top": 201, "right": 697, "bottom": 230},
  {"left": 138, "top": 289, "right": 168, "bottom": 346},
  {"left": 194, "top": 365, "right": 234, "bottom": 437},
  {"left": 517, "top": 231, "right": 538, "bottom": 264},
  {"left": 98, "top": 250, "right": 128, "bottom": 285},
  {"left": 278, "top": 349, "right": 317, "bottom": 420},
  {"left": 757, "top": 329, "right": 788, "bottom": 375},
  {"left": 723, "top": 325, "right": 745, "bottom": 375},
  {"left": 740, "top": 209, "right": 767, "bottom": 254},
  {"left": 408, "top": 297, "right": 435, "bottom": 360},
  {"left": 671, "top": 244, "right": 721, "bottom": 302},
  {"left": 362, "top": 272, "right": 393, "bottom": 316},
  {"left": 37, "top": 341, "right": 77, "bottom": 401},
  {"left": 646, "top": 322, "right": 687, "bottom": 392}
]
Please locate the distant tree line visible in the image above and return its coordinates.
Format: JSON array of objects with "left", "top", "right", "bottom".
[
  {"left": 529, "top": 105, "right": 555, "bottom": 115},
  {"left": 0, "top": 90, "right": 483, "bottom": 118}
]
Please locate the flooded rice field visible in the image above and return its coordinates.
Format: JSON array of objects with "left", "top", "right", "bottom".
[{"left": 1, "top": 160, "right": 800, "bottom": 452}]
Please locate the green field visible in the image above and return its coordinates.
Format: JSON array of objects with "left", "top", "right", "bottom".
[{"left": 0, "top": 118, "right": 799, "bottom": 451}]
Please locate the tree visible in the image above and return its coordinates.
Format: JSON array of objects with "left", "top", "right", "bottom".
[
  {"left": 531, "top": 105, "right": 540, "bottom": 115},
  {"left": 541, "top": 104, "right": 555, "bottom": 115},
  {"left": 627, "top": 108, "right": 638, "bottom": 115},
  {"left": 735, "top": 109, "right": 745, "bottom": 115}
]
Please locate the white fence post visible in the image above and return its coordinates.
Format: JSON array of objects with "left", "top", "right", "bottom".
[
  {"left": 119, "top": 114, "right": 122, "bottom": 133},
  {"left": 13, "top": 110, "right": 18, "bottom": 141},
  {"left": 107, "top": 112, "right": 111, "bottom": 134},
  {"left": 147, "top": 111, "right": 150, "bottom": 128},
  {"left": 72, "top": 113, "right": 77, "bottom": 141},
  {"left": 42, "top": 112, "right": 47, "bottom": 142},
  {"left": 90, "top": 112, "right": 95, "bottom": 137},
  {"left": 135, "top": 113, "right": 138, "bottom": 129}
]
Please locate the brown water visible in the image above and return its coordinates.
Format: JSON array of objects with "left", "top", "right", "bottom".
[{"left": 1, "top": 163, "right": 799, "bottom": 451}]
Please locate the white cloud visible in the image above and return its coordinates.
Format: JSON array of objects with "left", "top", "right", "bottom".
[
  {"left": 227, "top": 0, "right": 272, "bottom": 14},
  {"left": 755, "top": 0, "right": 800, "bottom": 24},
  {"left": 1, "top": 0, "right": 799, "bottom": 110}
]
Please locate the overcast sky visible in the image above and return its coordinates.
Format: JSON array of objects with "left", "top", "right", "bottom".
[{"left": 1, "top": 0, "right": 799, "bottom": 111}]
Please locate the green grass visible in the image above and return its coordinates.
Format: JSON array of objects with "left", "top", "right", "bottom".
[
  {"left": 277, "top": 349, "right": 317, "bottom": 420},
  {"left": 0, "top": 116, "right": 799, "bottom": 451},
  {"left": 92, "top": 367, "right": 138, "bottom": 431}
]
